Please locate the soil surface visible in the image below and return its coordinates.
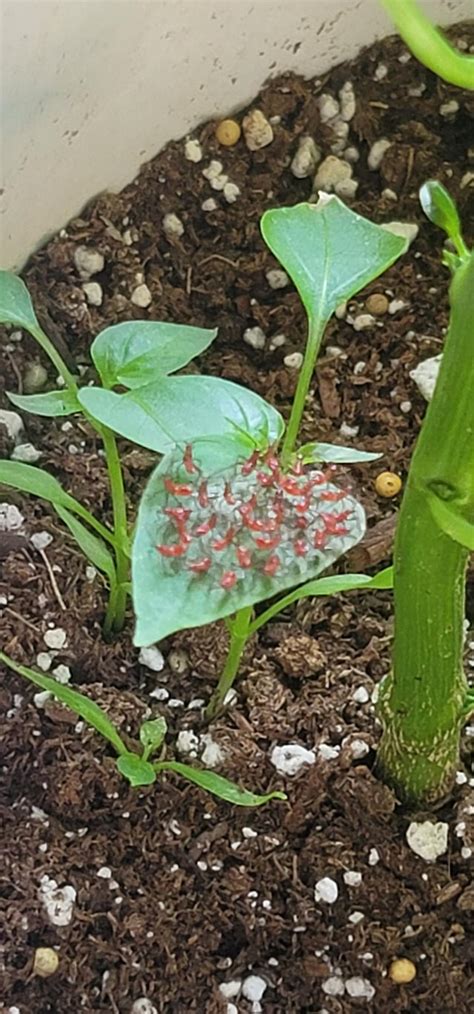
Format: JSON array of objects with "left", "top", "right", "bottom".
[{"left": 1, "top": 24, "right": 474, "bottom": 1014}]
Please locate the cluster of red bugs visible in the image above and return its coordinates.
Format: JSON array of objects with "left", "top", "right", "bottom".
[{"left": 156, "top": 443, "right": 356, "bottom": 592}]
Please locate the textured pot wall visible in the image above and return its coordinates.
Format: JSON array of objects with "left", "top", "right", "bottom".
[{"left": 1, "top": 0, "right": 471, "bottom": 267}]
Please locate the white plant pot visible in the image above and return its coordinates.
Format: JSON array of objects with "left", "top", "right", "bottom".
[{"left": 1, "top": 0, "right": 471, "bottom": 268}]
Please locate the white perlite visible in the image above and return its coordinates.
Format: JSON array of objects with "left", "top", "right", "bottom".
[
  {"left": 223, "top": 182, "right": 240, "bottom": 204},
  {"left": 51, "top": 664, "right": 71, "bottom": 684},
  {"left": 176, "top": 730, "right": 200, "bottom": 757},
  {"left": 30, "top": 531, "right": 53, "bottom": 551},
  {"left": 266, "top": 268, "right": 289, "bottom": 290},
  {"left": 346, "top": 977, "right": 375, "bottom": 1000},
  {"left": 284, "top": 352, "right": 303, "bottom": 369},
  {"left": 242, "top": 109, "right": 274, "bottom": 150},
  {"left": 318, "top": 743, "right": 340, "bottom": 761},
  {"left": 440, "top": 99, "right": 459, "bottom": 117},
  {"left": 38, "top": 876, "right": 76, "bottom": 926},
  {"left": 353, "top": 685, "right": 370, "bottom": 704},
  {"left": 0, "top": 409, "right": 24, "bottom": 444},
  {"left": 368, "top": 848, "right": 380, "bottom": 866},
  {"left": 184, "top": 138, "right": 203, "bottom": 162},
  {"left": 74, "top": 246, "right": 104, "bottom": 279},
  {"left": 131, "top": 284, "right": 152, "bottom": 308},
  {"left": 291, "top": 135, "right": 321, "bottom": 178},
  {"left": 131, "top": 1001, "right": 158, "bottom": 1014},
  {"left": 43, "top": 628, "right": 67, "bottom": 650},
  {"left": 339, "top": 81, "right": 356, "bottom": 121},
  {"left": 352, "top": 314, "right": 376, "bottom": 332},
  {"left": 381, "top": 221, "right": 419, "bottom": 245},
  {"left": 202, "top": 197, "right": 218, "bottom": 212},
  {"left": 11, "top": 443, "right": 42, "bottom": 463},
  {"left": 406, "top": 820, "right": 449, "bottom": 862},
  {"left": 243, "top": 326, "right": 266, "bottom": 350},
  {"left": 139, "top": 646, "right": 165, "bottom": 672},
  {"left": 200, "top": 733, "right": 226, "bottom": 768},
  {"left": 334, "top": 178, "right": 358, "bottom": 199},
  {"left": 0, "top": 503, "right": 25, "bottom": 531},
  {"left": 202, "top": 159, "right": 224, "bottom": 181},
  {"left": 270, "top": 743, "right": 315, "bottom": 776},
  {"left": 163, "top": 213, "right": 185, "bottom": 238},
  {"left": 219, "top": 980, "right": 242, "bottom": 999},
  {"left": 242, "top": 975, "right": 267, "bottom": 1002},
  {"left": 314, "top": 156, "right": 352, "bottom": 193},
  {"left": 367, "top": 139, "right": 392, "bottom": 171},
  {"left": 410, "top": 354, "right": 442, "bottom": 402},
  {"left": 343, "top": 870, "right": 362, "bottom": 887},
  {"left": 82, "top": 281, "right": 103, "bottom": 307},
  {"left": 318, "top": 93, "right": 340, "bottom": 123},
  {"left": 322, "top": 976, "right": 345, "bottom": 997},
  {"left": 314, "top": 876, "right": 338, "bottom": 904}
]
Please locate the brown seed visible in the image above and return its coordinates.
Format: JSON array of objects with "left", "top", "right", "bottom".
[
  {"left": 389, "top": 958, "right": 416, "bottom": 984},
  {"left": 365, "top": 293, "right": 389, "bottom": 315},
  {"left": 375, "top": 471, "right": 402, "bottom": 498},
  {"left": 215, "top": 119, "right": 241, "bottom": 146}
]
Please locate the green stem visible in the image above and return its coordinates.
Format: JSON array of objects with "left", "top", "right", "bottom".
[
  {"left": 380, "top": 0, "right": 474, "bottom": 89},
  {"left": 100, "top": 428, "right": 130, "bottom": 634},
  {"left": 30, "top": 325, "right": 78, "bottom": 391},
  {"left": 280, "top": 315, "right": 325, "bottom": 467},
  {"left": 205, "top": 606, "right": 253, "bottom": 720},
  {"left": 377, "top": 252, "right": 474, "bottom": 804}
]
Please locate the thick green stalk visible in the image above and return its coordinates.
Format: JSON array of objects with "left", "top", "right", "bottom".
[
  {"left": 101, "top": 428, "right": 130, "bottom": 635},
  {"left": 380, "top": 0, "right": 474, "bottom": 89},
  {"left": 280, "top": 316, "right": 326, "bottom": 466},
  {"left": 205, "top": 606, "right": 253, "bottom": 719},
  {"left": 377, "top": 253, "right": 474, "bottom": 804}
]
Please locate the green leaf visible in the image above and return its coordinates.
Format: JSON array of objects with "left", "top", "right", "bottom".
[
  {"left": 250, "top": 566, "right": 393, "bottom": 632},
  {"left": 0, "top": 459, "right": 116, "bottom": 547},
  {"left": 91, "top": 320, "right": 218, "bottom": 389},
  {"left": 7, "top": 389, "right": 80, "bottom": 417},
  {"left": 139, "top": 717, "right": 167, "bottom": 760},
  {"left": 157, "top": 761, "right": 286, "bottom": 806},
  {"left": 260, "top": 196, "right": 408, "bottom": 324},
  {"left": 0, "top": 652, "right": 127, "bottom": 755},
  {"left": 54, "top": 504, "right": 118, "bottom": 582},
  {"left": 78, "top": 375, "right": 284, "bottom": 454},
  {"left": 300, "top": 441, "right": 382, "bottom": 464},
  {"left": 419, "top": 181, "right": 468, "bottom": 259},
  {"left": 132, "top": 438, "right": 365, "bottom": 647},
  {"left": 116, "top": 753, "right": 157, "bottom": 786},
  {"left": 427, "top": 493, "right": 474, "bottom": 551},
  {"left": 0, "top": 271, "right": 42, "bottom": 335}
]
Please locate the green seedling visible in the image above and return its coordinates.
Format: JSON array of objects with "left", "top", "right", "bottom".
[
  {"left": 381, "top": 0, "right": 474, "bottom": 89},
  {"left": 377, "top": 181, "right": 474, "bottom": 803},
  {"left": 132, "top": 196, "right": 407, "bottom": 715},
  {"left": 0, "top": 273, "right": 282, "bottom": 635},
  {"left": 0, "top": 650, "right": 285, "bottom": 806}
]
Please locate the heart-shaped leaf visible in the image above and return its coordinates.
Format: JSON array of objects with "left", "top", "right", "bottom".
[
  {"left": 300, "top": 441, "right": 382, "bottom": 464},
  {"left": 78, "top": 375, "right": 284, "bottom": 454},
  {"left": 261, "top": 196, "right": 408, "bottom": 325},
  {"left": 91, "top": 320, "right": 218, "bottom": 389},
  {"left": 139, "top": 717, "right": 167, "bottom": 760},
  {"left": 116, "top": 753, "right": 156, "bottom": 786},
  {"left": 132, "top": 437, "right": 365, "bottom": 646},
  {"left": 7, "top": 389, "right": 79, "bottom": 417},
  {"left": 157, "top": 761, "right": 286, "bottom": 805},
  {"left": 0, "top": 271, "right": 42, "bottom": 335}
]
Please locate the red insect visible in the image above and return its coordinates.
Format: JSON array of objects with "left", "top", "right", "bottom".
[
  {"left": 254, "top": 534, "right": 281, "bottom": 550},
  {"left": 294, "top": 539, "right": 308, "bottom": 557},
  {"left": 279, "top": 476, "right": 305, "bottom": 496},
  {"left": 164, "top": 507, "right": 191, "bottom": 523},
  {"left": 156, "top": 541, "right": 188, "bottom": 558},
  {"left": 193, "top": 513, "right": 217, "bottom": 536},
  {"left": 220, "top": 570, "right": 237, "bottom": 589},
  {"left": 263, "top": 554, "right": 280, "bottom": 576},
  {"left": 164, "top": 478, "right": 193, "bottom": 497},
  {"left": 314, "top": 529, "right": 327, "bottom": 549},
  {"left": 211, "top": 527, "right": 236, "bottom": 551},
  {"left": 320, "top": 489, "right": 347, "bottom": 503},
  {"left": 183, "top": 443, "right": 198, "bottom": 474},
  {"left": 256, "top": 470, "right": 276, "bottom": 488},
  {"left": 238, "top": 496, "right": 258, "bottom": 519},
  {"left": 241, "top": 450, "right": 259, "bottom": 476},
  {"left": 224, "top": 482, "right": 236, "bottom": 505},
  {"left": 236, "top": 546, "right": 252, "bottom": 568},
  {"left": 264, "top": 450, "right": 281, "bottom": 473},
  {"left": 198, "top": 481, "right": 209, "bottom": 508},
  {"left": 291, "top": 457, "right": 305, "bottom": 476},
  {"left": 188, "top": 556, "right": 212, "bottom": 573}
]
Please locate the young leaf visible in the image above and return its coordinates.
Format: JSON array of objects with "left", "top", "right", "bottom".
[
  {"left": 7, "top": 389, "right": 80, "bottom": 417},
  {"left": 0, "top": 271, "right": 42, "bottom": 335},
  {"left": 157, "top": 761, "right": 286, "bottom": 806},
  {"left": 139, "top": 717, "right": 167, "bottom": 760},
  {"left": 54, "top": 504, "right": 118, "bottom": 582},
  {"left": 78, "top": 375, "right": 284, "bottom": 454},
  {"left": 260, "top": 197, "right": 408, "bottom": 325},
  {"left": 250, "top": 566, "right": 394, "bottom": 632},
  {"left": 116, "top": 753, "right": 157, "bottom": 786},
  {"left": 0, "top": 460, "right": 114, "bottom": 546},
  {"left": 300, "top": 441, "right": 381, "bottom": 464},
  {"left": 419, "top": 181, "right": 468, "bottom": 259},
  {"left": 427, "top": 493, "right": 474, "bottom": 551},
  {"left": 132, "top": 439, "right": 365, "bottom": 647},
  {"left": 91, "top": 320, "right": 218, "bottom": 389},
  {"left": 0, "top": 652, "right": 127, "bottom": 756}
]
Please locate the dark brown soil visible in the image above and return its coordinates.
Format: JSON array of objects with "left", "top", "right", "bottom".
[{"left": 1, "top": 24, "right": 474, "bottom": 1014}]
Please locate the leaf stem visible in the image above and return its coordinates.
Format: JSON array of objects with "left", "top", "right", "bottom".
[
  {"left": 205, "top": 605, "right": 253, "bottom": 719},
  {"left": 100, "top": 427, "right": 130, "bottom": 634},
  {"left": 280, "top": 315, "right": 325, "bottom": 466}
]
